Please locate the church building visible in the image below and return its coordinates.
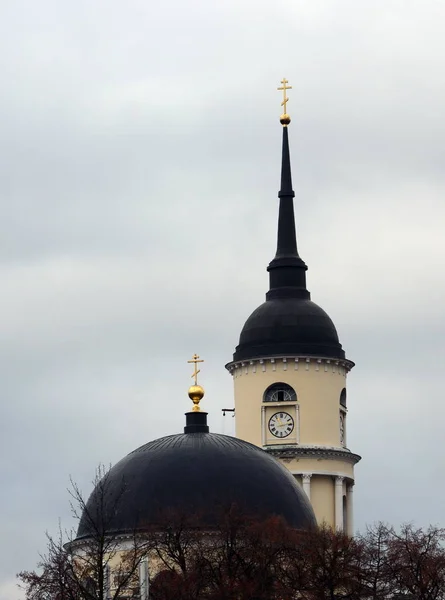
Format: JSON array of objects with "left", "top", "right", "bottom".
[
  {"left": 27, "top": 80, "right": 363, "bottom": 600},
  {"left": 227, "top": 79, "right": 361, "bottom": 533},
  {"left": 74, "top": 80, "right": 360, "bottom": 557}
]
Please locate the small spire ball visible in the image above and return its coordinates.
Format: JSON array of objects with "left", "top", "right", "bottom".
[{"left": 280, "top": 113, "right": 291, "bottom": 126}]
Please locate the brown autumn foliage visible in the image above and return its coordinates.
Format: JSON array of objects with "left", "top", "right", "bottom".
[
  {"left": 145, "top": 515, "right": 445, "bottom": 600},
  {"left": 145, "top": 518, "right": 445, "bottom": 600},
  {"left": 18, "top": 465, "right": 445, "bottom": 600}
]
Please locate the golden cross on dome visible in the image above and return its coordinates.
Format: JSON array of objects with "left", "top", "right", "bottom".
[
  {"left": 188, "top": 353, "right": 204, "bottom": 385},
  {"left": 277, "top": 77, "right": 292, "bottom": 112}
]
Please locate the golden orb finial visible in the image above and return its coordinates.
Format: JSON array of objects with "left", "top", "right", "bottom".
[
  {"left": 277, "top": 78, "right": 292, "bottom": 126},
  {"left": 188, "top": 384, "right": 205, "bottom": 411},
  {"left": 187, "top": 354, "right": 205, "bottom": 412}
]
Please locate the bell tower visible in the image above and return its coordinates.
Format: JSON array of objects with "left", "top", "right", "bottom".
[{"left": 225, "top": 80, "right": 361, "bottom": 533}]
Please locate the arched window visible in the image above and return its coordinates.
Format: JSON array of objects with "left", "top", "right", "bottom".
[
  {"left": 340, "top": 388, "right": 347, "bottom": 407},
  {"left": 263, "top": 383, "right": 297, "bottom": 403}
]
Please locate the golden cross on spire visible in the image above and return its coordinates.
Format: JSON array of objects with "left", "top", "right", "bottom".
[
  {"left": 277, "top": 78, "right": 292, "bottom": 126},
  {"left": 188, "top": 353, "right": 204, "bottom": 385},
  {"left": 277, "top": 77, "right": 292, "bottom": 111}
]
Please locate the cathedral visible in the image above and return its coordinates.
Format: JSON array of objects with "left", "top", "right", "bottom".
[{"left": 75, "top": 80, "right": 360, "bottom": 552}]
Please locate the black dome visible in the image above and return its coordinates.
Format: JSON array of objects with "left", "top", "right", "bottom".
[
  {"left": 233, "top": 298, "right": 345, "bottom": 362},
  {"left": 76, "top": 431, "right": 316, "bottom": 539}
]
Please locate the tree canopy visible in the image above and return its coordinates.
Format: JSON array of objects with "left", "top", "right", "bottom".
[{"left": 18, "top": 466, "right": 445, "bottom": 600}]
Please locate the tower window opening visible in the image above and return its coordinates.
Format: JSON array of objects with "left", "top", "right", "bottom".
[
  {"left": 264, "top": 383, "right": 297, "bottom": 403},
  {"left": 340, "top": 388, "right": 347, "bottom": 407}
]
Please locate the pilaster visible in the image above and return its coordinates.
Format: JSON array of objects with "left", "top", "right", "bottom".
[
  {"left": 347, "top": 483, "right": 354, "bottom": 536},
  {"left": 301, "top": 473, "right": 312, "bottom": 500},
  {"left": 334, "top": 476, "right": 344, "bottom": 531}
]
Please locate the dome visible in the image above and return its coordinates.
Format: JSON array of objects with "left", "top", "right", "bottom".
[
  {"left": 76, "top": 430, "right": 316, "bottom": 539},
  {"left": 233, "top": 298, "right": 345, "bottom": 362}
]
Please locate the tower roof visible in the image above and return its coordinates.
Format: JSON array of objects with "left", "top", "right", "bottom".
[{"left": 230, "top": 84, "right": 346, "bottom": 364}]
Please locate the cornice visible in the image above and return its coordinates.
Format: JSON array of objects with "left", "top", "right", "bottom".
[
  {"left": 67, "top": 527, "right": 228, "bottom": 551},
  {"left": 65, "top": 531, "right": 143, "bottom": 552},
  {"left": 225, "top": 355, "right": 355, "bottom": 376},
  {"left": 263, "top": 445, "right": 361, "bottom": 464}
]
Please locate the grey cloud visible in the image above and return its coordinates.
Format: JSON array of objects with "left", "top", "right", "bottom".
[{"left": 2, "top": 1, "right": 445, "bottom": 599}]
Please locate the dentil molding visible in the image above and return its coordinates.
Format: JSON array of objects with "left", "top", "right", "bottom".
[
  {"left": 225, "top": 356, "right": 354, "bottom": 377},
  {"left": 263, "top": 445, "right": 361, "bottom": 465}
]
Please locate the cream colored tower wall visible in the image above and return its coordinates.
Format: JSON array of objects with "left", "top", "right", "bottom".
[
  {"left": 231, "top": 358, "right": 347, "bottom": 447},
  {"left": 289, "top": 459, "right": 354, "bottom": 478},
  {"left": 228, "top": 356, "right": 358, "bottom": 530},
  {"left": 310, "top": 477, "right": 335, "bottom": 526}
]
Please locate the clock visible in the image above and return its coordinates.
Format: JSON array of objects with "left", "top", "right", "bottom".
[{"left": 268, "top": 412, "right": 294, "bottom": 438}]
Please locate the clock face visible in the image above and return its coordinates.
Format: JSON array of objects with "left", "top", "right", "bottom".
[{"left": 268, "top": 412, "right": 294, "bottom": 438}]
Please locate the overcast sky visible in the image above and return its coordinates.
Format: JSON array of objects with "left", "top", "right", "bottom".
[{"left": 1, "top": 0, "right": 445, "bottom": 597}]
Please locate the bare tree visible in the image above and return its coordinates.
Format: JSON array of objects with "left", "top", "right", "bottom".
[
  {"left": 19, "top": 477, "right": 445, "bottom": 600},
  {"left": 357, "top": 523, "right": 395, "bottom": 600},
  {"left": 148, "top": 507, "right": 309, "bottom": 600},
  {"left": 145, "top": 509, "right": 204, "bottom": 578},
  {"left": 293, "top": 524, "right": 365, "bottom": 600},
  {"left": 18, "top": 526, "right": 81, "bottom": 600},
  {"left": 18, "top": 465, "right": 148, "bottom": 600},
  {"left": 386, "top": 524, "right": 445, "bottom": 600}
]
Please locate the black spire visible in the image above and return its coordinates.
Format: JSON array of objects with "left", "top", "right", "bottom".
[{"left": 266, "top": 126, "right": 310, "bottom": 301}]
